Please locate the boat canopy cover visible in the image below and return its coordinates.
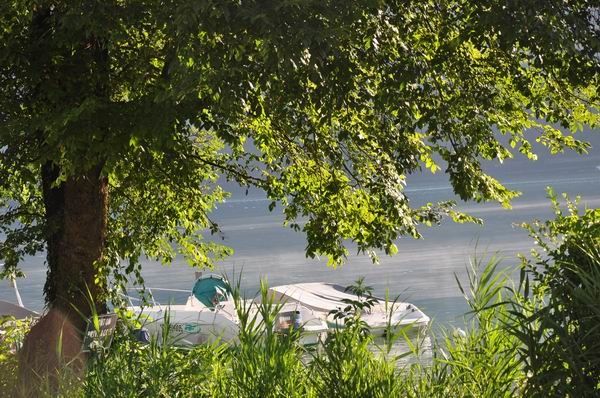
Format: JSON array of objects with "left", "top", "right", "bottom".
[
  {"left": 270, "top": 283, "right": 375, "bottom": 313},
  {"left": 270, "top": 283, "right": 430, "bottom": 328},
  {"left": 192, "top": 275, "right": 231, "bottom": 307}
]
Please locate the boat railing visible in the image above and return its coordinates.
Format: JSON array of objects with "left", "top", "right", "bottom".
[
  {"left": 120, "top": 287, "right": 193, "bottom": 309},
  {"left": 215, "top": 302, "right": 238, "bottom": 318}
]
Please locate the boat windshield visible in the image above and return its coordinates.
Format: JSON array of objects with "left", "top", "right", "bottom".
[{"left": 192, "top": 275, "right": 231, "bottom": 307}]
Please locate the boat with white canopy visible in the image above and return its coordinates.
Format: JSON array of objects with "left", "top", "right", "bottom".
[{"left": 269, "top": 282, "right": 429, "bottom": 335}]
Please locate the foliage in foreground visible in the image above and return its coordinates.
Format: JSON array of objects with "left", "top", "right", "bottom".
[
  {"left": 0, "top": 316, "right": 31, "bottom": 393},
  {"left": 512, "top": 191, "right": 600, "bottom": 397},
  {"left": 2, "top": 258, "right": 522, "bottom": 398},
  {"left": 2, "top": 196, "right": 600, "bottom": 397}
]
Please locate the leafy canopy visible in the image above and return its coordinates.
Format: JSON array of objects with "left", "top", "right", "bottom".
[{"left": 0, "top": 1, "right": 598, "bottom": 281}]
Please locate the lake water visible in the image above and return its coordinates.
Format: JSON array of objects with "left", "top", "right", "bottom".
[{"left": 1, "top": 130, "right": 599, "bottom": 334}]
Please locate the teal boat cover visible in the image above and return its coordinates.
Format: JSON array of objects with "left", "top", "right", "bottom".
[{"left": 192, "top": 275, "right": 231, "bottom": 307}]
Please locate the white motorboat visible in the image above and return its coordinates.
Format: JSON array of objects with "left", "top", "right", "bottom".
[
  {"left": 269, "top": 282, "right": 430, "bottom": 335},
  {"left": 125, "top": 274, "right": 328, "bottom": 346}
]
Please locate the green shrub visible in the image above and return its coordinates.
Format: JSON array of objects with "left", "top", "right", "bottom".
[
  {"left": 0, "top": 316, "right": 29, "bottom": 396},
  {"left": 512, "top": 191, "right": 600, "bottom": 397}
]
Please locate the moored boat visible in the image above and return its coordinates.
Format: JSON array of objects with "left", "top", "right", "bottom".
[
  {"left": 269, "top": 282, "right": 430, "bottom": 335},
  {"left": 125, "top": 274, "right": 328, "bottom": 346}
]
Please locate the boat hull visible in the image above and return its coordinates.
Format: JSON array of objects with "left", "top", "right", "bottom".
[{"left": 269, "top": 283, "right": 431, "bottom": 335}]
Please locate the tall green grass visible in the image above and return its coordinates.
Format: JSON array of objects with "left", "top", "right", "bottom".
[
  {"left": 402, "top": 256, "right": 524, "bottom": 398},
  {"left": 1, "top": 258, "right": 526, "bottom": 398}
]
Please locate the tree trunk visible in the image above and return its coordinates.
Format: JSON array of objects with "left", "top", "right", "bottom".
[
  {"left": 17, "top": 6, "right": 112, "bottom": 392},
  {"left": 42, "top": 162, "right": 109, "bottom": 319},
  {"left": 18, "top": 164, "right": 108, "bottom": 394}
]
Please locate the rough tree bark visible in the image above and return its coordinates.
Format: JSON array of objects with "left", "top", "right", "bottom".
[
  {"left": 41, "top": 162, "right": 109, "bottom": 319},
  {"left": 18, "top": 165, "right": 109, "bottom": 392}
]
